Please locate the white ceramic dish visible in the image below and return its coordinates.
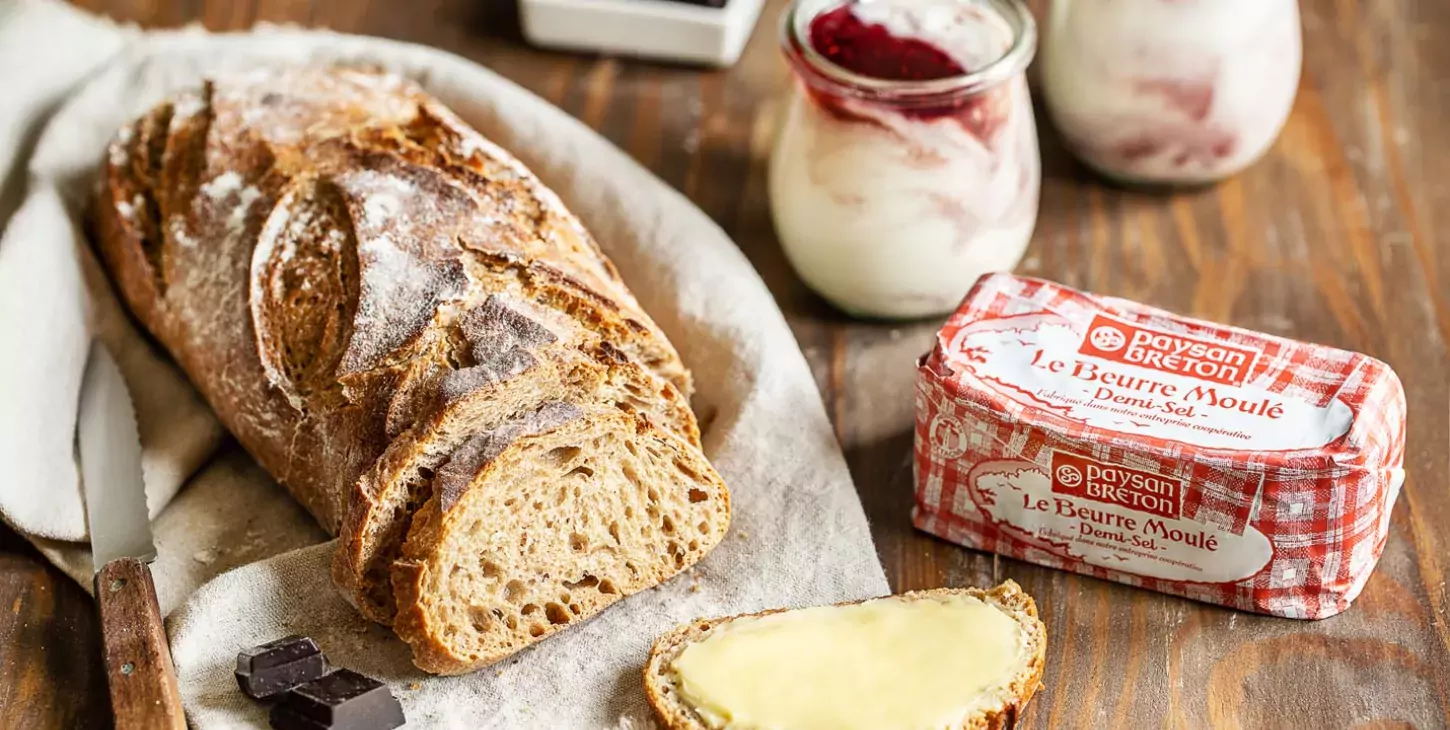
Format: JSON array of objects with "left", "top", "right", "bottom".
[{"left": 519, "top": 0, "right": 769, "bottom": 67}]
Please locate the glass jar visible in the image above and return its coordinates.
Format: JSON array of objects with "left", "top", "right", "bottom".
[
  {"left": 769, "top": 0, "right": 1039, "bottom": 320},
  {"left": 1041, "top": 0, "right": 1302, "bottom": 185}
]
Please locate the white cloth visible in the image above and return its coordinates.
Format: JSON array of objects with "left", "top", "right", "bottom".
[{"left": 0, "top": 1, "right": 888, "bottom": 727}]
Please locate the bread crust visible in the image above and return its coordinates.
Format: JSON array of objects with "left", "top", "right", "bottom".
[
  {"left": 643, "top": 581, "right": 1047, "bottom": 730},
  {"left": 92, "top": 67, "right": 726, "bottom": 673}
]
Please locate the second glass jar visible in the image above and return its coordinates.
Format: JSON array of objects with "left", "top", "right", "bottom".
[{"left": 1041, "top": 0, "right": 1302, "bottom": 185}]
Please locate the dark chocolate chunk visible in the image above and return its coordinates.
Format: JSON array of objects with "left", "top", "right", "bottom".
[
  {"left": 270, "top": 669, "right": 405, "bottom": 730},
  {"left": 236, "top": 635, "right": 328, "bottom": 699}
]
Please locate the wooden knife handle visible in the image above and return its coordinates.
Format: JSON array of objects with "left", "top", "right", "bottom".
[{"left": 94, "top": 558, "right": 186, "bottom": 730}]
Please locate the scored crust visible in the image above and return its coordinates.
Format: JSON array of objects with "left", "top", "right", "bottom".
[
  {"left": 93, "top": 66, "right": 695, "bottom": 533},
  {"left": 643, "top": 581, "right": 1047, "bottom": 730},
  {"left": 91, "top": 66, "right": 727, "bottom": 674}
]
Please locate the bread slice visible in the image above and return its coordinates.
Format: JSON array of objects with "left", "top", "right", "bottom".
[
  {"left": 644, "top": 582, "right": 1046, "bottom": 730},
  {"left": 331, "top": 292, "right": 701, "bottom": 623},
  {"left": 390, "top": 405, "right": 730, "bottom": 674}
]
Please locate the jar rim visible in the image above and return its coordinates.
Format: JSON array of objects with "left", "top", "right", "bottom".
[{"left": 781, "top": 0, "right": 1038, "bottom": 99}]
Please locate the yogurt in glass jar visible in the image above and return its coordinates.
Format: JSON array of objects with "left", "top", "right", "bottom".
[
  {"left": 1041, "top": 0, "right": 1302, "bottom": 185},
  {"left": 769, "top": 0, "right": 1039, "bottom": 319}
]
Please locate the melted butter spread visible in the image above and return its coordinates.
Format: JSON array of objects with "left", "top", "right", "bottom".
[{"left": 670, "top": 594, "right": 1027, "bottom": 730}]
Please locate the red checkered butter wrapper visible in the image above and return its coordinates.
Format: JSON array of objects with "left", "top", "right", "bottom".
[{"left": 913, "top": 274, "right": 1407, "bottom": 618}]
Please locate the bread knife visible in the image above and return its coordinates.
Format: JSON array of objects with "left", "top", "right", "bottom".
[{"left": 77, "top": 342, "right": 186, "bottom": 729}]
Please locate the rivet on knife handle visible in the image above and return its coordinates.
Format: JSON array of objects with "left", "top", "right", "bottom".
[{"left": 94, "top": 557, "right": 185, "bottom": 729}]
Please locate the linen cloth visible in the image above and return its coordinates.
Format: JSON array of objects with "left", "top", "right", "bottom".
[{"left": 0, "top": 1, "right": 888, "bottom": 726}]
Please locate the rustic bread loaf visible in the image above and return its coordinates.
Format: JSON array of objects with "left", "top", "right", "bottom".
[
  {"left": 92, "top": 66, "right": 729, "bottom": 673},
  {"left": 643, "top": 581, "right": 1046, "bottom": 730}
]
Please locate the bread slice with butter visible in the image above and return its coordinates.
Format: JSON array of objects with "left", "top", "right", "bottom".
[{"left": 644, "top": 581, "right": 1046, "bottom": 730}]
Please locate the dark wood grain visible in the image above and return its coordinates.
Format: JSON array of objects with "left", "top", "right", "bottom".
[
  {"left": 0, "top": 532, "right": 111, "bottom": 730},
  {"left": 5, "top": 0, "right": 1448, "bottom": 727},
  {"left": 93, "top": 558, "right": 185, "bottom": 730}
]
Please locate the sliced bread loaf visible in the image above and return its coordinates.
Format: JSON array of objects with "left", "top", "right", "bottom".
[
  {"left": 92, "top": 67, "right": 729, "bottom": 674},
  {"left": 644, "top": 581, "right": 1046, "bottom": 730},
  {"left": 94, "top": 67, "right": 698, "bottom": 535}
]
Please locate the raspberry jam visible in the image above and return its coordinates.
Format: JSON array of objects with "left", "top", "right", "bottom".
[
  {"left": 792, "top": 0, "right": 1020, "bottom": 131},
  {"left": 809, "top": 5, "right": 966, "bottom": 82}
]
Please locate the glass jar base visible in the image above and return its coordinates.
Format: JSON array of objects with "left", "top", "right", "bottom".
[
  {"left": 795, "top": 272, "right": 993, "bottom": 321},
  {"left": 1071, "top": 154, "right": 1251, "bottom": 190}
]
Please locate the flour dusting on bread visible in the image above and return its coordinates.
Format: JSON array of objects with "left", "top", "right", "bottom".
[{"left": 92, "top": 66, "right": 730, "bottom": 674}]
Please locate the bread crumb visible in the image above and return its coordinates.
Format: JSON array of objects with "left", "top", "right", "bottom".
[
  {"left": 408, "top": 682, "right": 422, "bottom": 691},
  {"left": 495, "top": 669, "right": 505, "bottom": 677},
  {"left": 737, "top": 531, "right": 749, "bottom": 540},
  {"left": 690, "top": 584, "right": 701, "bottom": 593},
  {"left": 191, "top": 549, "right": 217, "bottom": 564}
]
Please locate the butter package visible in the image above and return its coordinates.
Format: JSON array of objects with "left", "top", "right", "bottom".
[{"left": 913, "top": 274, "right": 1407, "bottom": 618}]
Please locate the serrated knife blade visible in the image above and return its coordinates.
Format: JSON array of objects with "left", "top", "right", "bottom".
[
  {"left": 76, "top": 341, "right": 185, "bottom": 728},
  {"left": 78, "top": 342, "right": 155, "bottom": 568}
]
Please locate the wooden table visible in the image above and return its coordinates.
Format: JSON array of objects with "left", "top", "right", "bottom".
[{"left": 5, "top": 0, "right": 1448, "bottom": 727}]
